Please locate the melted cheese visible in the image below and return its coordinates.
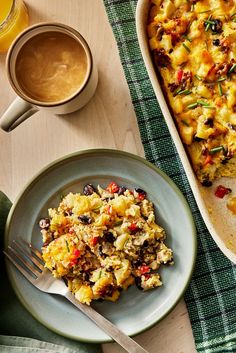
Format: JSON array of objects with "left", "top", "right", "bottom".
[{"left": 148, "top": 0, "right": 236, "bottom": 185}]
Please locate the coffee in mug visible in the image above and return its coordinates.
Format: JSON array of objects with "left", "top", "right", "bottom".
[
  {"left": 15, "top": 31, "right": 88, "bottom": 103},
  {"left": 0, "top": 23, "right": 98, "bottom": 132}
]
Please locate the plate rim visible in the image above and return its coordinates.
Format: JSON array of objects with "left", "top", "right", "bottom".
[{"left": 4, "top": 148, "right": 197, "bottom": 343}]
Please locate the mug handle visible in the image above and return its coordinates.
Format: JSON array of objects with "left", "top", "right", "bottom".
[{"left": 0, "top": 96, "right": 39, "bottom": 132}]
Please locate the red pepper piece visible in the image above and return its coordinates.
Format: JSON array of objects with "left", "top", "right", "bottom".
[
  {"left": 177, "top": 69, "right": 184, "bottom": 83},
  {"left": 215, "top": 185, "right": 232, "bottom": 199},
  {"left": 135, "top": 188, "right": 146, "bottom": 201},
  {"left": 70, "top": 259, "right": 78, "bottom": 266},
  {"left": 140, "top": 265, "right": 150, "bottom": 275},
  {"left": 69, "top": 249, "right": 81, "bottom": 266},
  {"left": 128, "top": 222, "right": 140, "bottom": 233},
  {"left": 91, "top": 236, "right": 99, "bottom": 246},
  {"left": 106, "top": 182, "right": 119, "bottom": 193},
  {"left": 137, "top": 193, "right": 146, "bottom": 201},
  {"left": 203, "top": 154, "right": 214, "bottom": 166},
  {"left": 73, "top": 249, "right": 81, "bottom": 257}
]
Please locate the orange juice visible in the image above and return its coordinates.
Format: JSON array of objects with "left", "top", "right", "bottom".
[{"left": 0, "top": 0, "right": 29, "bottom": 53}]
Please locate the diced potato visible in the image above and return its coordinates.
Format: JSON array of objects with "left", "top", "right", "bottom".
[
  {"left": 92, "top": 275, "right": 113, "bottom": 299},
  {"left": 75, "top": 285, "right": 93, "bottom": 305},
  {"left": 68, "top": 278, "right": 82, "bottom": 293},
  {"left": 125, "top": 204, "right": 140, "bottom": 217},
  {"left": 160, "top": 34, "right": 172, "bottom": 52},
  {"left": 50, "top": 214, "right": 67, "bottom": 231},
  {"left": 195, "top": 120, "right": 214, "bottom": 140},
  {"left": 163, "top": 0, "right": 176, "bottom": 18},
  {"left": 149, "top": 37, "right": 160, "bottom": 51},
  {"left": 111, "top": 195, "right": 130, "bottom": 216},
  {"left": 151, "top": 0, "right": 161, "bottom": 6},
  {"left": 174, "top": 0, "right": 185, "bottom": 7},
  {"left": 179, "top": 125, "right": 194, "bottom": 145},
  {"left": 197, "top": 84, "right": 212, "bottom": 99},
  {"left": 73, "top": 195, "right": 91, "bottom": 214},
  {"left": 94, "top": 213, "right": 110, "bottom": 226},
  {"left": 197, "top": 63, "right": 212, "bottom": 78},
  {"left": 114, "top": 233, "right": 130, "bottom": 250},
  {"left": 227, "top": 86, "right": 236, "bottom": 109},
  {"left": 170, "top": 44, "right": 189, "bottom": 66},
  {"left": 114, "top": 259, "right": 131, "bottom": 286},
  {"left": 121, "top": 275, "right": 135, "bottom": 290},
  {"left": 105, "top": 290, "right": 120, "bottom": 302},
  {"left": 172, "top": 98, "right": 184, "bottom": 114}
]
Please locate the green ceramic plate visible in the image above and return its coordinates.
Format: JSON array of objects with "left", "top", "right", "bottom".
[{"left": 5, "top": 149, "right": 196, "bottom": 343}]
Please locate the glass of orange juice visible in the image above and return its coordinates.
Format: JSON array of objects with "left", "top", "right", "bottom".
[{"left": 0, "top": 0, "right": 29, "bottom": 53}]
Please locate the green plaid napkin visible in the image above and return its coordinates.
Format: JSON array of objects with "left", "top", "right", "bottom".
[
  {"left": 0, "top": 192, "right": 102, "bottom": 353},
  {"left": 103, "top": 1, "right": 236, "bottom": 352}
]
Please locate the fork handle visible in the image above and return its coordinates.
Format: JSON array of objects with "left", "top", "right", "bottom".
[{"left": 65, "top": 292, "right": 149, "bottom": 353}]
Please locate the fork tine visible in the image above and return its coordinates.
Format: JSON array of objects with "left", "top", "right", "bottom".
[
  {"left": 13, "top": 240, "right": 44, "bottom": 271},
  {"left": 20, "top": 238, "right": 44, "bottom": 262},
  {"left": 8, "top": 246, "right": 40, "bottom": 276},
  {"left": 29, "top": 243, "right": 44, "bottom": 261},
  {"left": 4, "top": 250, "right": 36, "bottom": 284}
]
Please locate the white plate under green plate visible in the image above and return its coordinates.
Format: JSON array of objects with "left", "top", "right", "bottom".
[{"left": 5, "top": 149, "right": 196, "bottom": 343}]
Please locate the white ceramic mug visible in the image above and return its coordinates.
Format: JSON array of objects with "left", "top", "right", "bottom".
[{"left": 0, "top": 22, "right": 98, "bottom": 132}]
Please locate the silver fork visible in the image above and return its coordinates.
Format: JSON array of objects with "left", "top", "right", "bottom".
[{"left": 4, "top": 240, "right": 149, "bottom": 353}]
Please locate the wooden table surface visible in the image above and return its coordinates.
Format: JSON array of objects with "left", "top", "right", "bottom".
[{"left": 0, "top": 1, "right": 197, "bottom": 352}]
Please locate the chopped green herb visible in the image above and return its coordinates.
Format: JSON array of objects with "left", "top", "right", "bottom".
[
  {"left": 183, "top": 35, "right": 192, "bottom": 42},
  {"left": 205, "top": 15, "right": 212, "bottom": 31},
  {"left": 175, "top": 88, "right": 183, "bottom": 94},
  {"left": 187, "top": 101, "right": 215, "bottom": 110},
  {"left": 98, "top": 269, "right": 102, "bottom": 279},
  {"left": 177, "top": 89, "right": 192, "bottom": 95},
  {"left": 233, "top": 18, "right": 236, "bottom": 22},
  {"left": 217, "top": 77, "right": 226, "bottom": 82},
  {"left": 65, "top": 240, "right": 70, "bottom": 252},
  {"left": 114, "top": 220, "right": 123, "bottom": 226},
  {"left": 204, "top": 20, "right": 215, "bottom": 25},
  {"left": 209, "top": 146, "right": 224, "bottom": 154},
  {"left": 182, "top": 43, "right": 191, "bottom": 52},
  {"left": 218, "top": 82, "right": 223, "bottom": 96},
  {"left": 229, "top": 63, "right": 236, "bottom": 74},
  {"left": 203, "top": 106, "right": 216, "bottom": 110},
  {"left": 181, "top": 120, "right": 190, "bottom": 126},
  {"left": 198, "top": 101, "right": 210, "bottom": 106},
  {"left": 195, "top": 74, "right": 202, "bottom": 80},
  {"left": 230, "top": 12, "right": 236, "bottom": 18},
  {"left": 60, "top": 194, "right": 65, "bottom": 201},
  {"left": 191, "top": 4, "right": 195, "bottom": 11},
  {"left": 205, "top": 23, "right": 210, "bottom": 31},
  {"left": 187, "top": 102, "right": 198, "bottom": 109}
]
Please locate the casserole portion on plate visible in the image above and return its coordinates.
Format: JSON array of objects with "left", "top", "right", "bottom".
[{"left": 147, "top": 0, "right": 236, "bottom": 186}]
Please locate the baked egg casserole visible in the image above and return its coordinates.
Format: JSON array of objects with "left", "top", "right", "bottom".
[
  {"left": 148, "top": 0, "right": 236, "bottom": 186},
  {"left": 40, "top": 182, "right": 173, "bottom": 305}
]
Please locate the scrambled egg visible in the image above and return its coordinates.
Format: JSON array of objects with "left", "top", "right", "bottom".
[
  {"left": 40, "top": 182, "right": 173, "bottom": 305},
  {"left": 148, "top": 0, "right": 236, "bottom": 186}
]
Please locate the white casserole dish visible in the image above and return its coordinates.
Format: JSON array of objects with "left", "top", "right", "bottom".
[{"left": 136, "top": 0, "right": 236, "bottom": 263}]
